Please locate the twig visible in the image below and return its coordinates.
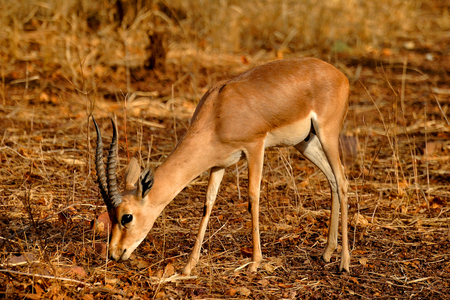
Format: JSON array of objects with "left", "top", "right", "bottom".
[
  {"left": 3, "top": 204, "right": 77, "bottom": 242},
  {"left": 434, "top": 95, "right": 450, "bottom": 126},
  {"left": 0, "top": 269, "right": 90, "bottom": 286}
]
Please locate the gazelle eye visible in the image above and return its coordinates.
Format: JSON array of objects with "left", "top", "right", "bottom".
[{"left": 121, "top": 214, "right": 133, "bottom": 226}]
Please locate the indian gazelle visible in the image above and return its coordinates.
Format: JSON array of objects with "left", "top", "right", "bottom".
[{"left": 93, "top": 57, "right": 350, "bottom": 274}]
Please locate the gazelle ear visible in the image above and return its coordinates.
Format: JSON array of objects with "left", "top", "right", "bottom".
[
  {"left": 124, "top": 158, "right": 141, "bottom": 189},
  {"left": 136, "top": 168, "right": 154, "bottom": 200}
]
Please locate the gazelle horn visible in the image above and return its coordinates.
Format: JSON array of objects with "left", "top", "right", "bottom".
[
  {"left": 93, "top": 117, "right": 123, "bottom": 208},
  {"left": 93, "top": 116, "right": 109, "bottom": 206},
  {"left": 106, "top": 118, "right": 122, "bottom": 207}
]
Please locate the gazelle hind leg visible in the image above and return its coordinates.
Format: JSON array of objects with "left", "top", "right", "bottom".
[
  {"left": 302, "top": 123, "right": 349, "bottom": 272},
  {"left": 181, "top": 167, "right": 225, "bottom": 275},
  {"left": 318, "top": 135, "right": 349, "bottom": 272},
  {"left": 295, "top": 134, "right": 340, "bottom": 264}
]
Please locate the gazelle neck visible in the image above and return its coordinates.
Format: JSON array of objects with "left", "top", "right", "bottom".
[{"left": 145, "top": 134, "right": 215, "bottom": 212}]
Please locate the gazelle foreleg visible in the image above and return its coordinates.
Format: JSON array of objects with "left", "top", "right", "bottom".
[
  {"left": 181, "top": 167, "right": 225, "bottom": 275},
  {"left": 245, "top": 143, "right": 265, "bottom": 272}
]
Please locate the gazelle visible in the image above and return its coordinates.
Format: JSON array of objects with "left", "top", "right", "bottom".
[{"left": 93, "top": 57, "right": 350, "bottom": 274}]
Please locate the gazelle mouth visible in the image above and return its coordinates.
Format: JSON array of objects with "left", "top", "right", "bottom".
[{"left": 109, "top": 248, "right": 127, "bottom": 261}]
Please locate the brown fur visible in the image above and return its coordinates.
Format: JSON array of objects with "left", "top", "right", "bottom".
[{"left": 106, "top": 57, "right": 350, "bottom": 274}]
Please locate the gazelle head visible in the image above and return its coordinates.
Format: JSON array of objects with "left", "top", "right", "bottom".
[{"left": 93, "top": 117, "right": 156, "bottom": 261}]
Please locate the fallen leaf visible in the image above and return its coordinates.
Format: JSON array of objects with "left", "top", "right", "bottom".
[
  {"left": 105, "top": 277, "right": 120, "bottom": 284},
  {"left": 240, "top": 247, "right": 252, "bottom": 258},
  {"left": 359, "top": 257, "right": 368, "bottom": 266},
  {"left": 131, "top": 259, "right": 151, "bottom": 269},
  {"left": 95, "top": 212, "right": 112, "bottom": 236},
  {"left": 154, "top": 290, "right": 165, "bottom": 298},
  {"left": 60, "top": 266, "right": 87, "bottom": 278},
  {"left": 6, "top": 253, "right": 37, "bottom": 266},
  {"left": 34, "top": 284, "right": 44, "bottom": 296},
  {"left": 349, "top": 277, "right": 359, "bottom": 284},
  {"left": 225, "top": 288, "right": 238, "bottom": 297},
  {"left": 350, "top": 213, "right": 369, "bottom": 227},
  {"left": 164, "top": 263, "right": 175, "bottom": 277},
  {"left": 236, "top": 287, "right": 251, "bottom": 297},
  {"left": 425, "top": 141, "right": 443, "bottom": 155},
  {"left": 263, "top": 263, "right": 275, "bottom": 274},
  {"left": 430, "top": 197, "right": 445, "bottom": 209},
  {"left": 94, "top": 243, "right": 107, "bottom": 258},
  {"left": 258, "top": 279, "right": 269, "bottom": 287}
]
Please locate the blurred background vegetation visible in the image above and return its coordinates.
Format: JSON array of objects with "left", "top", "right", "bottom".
[{"left": 1, "top": 0, "right": 448, "bottom": 94}]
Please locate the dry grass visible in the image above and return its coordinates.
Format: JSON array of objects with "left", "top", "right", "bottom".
[{"left": 1, "top": 0, "right": 450, "bottom": 299}]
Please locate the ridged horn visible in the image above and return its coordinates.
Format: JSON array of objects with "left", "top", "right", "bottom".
[
  {"left": 93, "top": 116, "right": 109, "bottom": 206},
  {"left": 106, "top": 118, "right": 123, "bottom": 207}
]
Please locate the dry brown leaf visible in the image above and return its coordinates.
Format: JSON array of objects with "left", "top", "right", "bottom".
[
  {"left": 94, "top": 243, "right": 107, "bottom": 259},
  {"left": 349, "top": 277, "right": 359, "bottom": 284},
  {"left": 95, "top": 212, "right": 112, "bottom": 235},
  {"left": 430, "top": 197, "right": 445, "bottom": 209},
  {"left": 6, "top": 253, "right": 37, "bottom": 266},
  {"left": 351, "top": 213, "right": 369, "bottom": 227},
  {"left": 263, "top": 263, "right": 275, "bottom": 274},
  {"left": 225, "top": 288, "right": 238, "bottom": 297},
  {"left": 60, "top": 266, "right": 87, "bottom": 278},
  {"left": 131, "top": 259, "right": 151, "bottom": 269},
  {"left": 164, "top": 263, "right": 175, "bottom": 277},
  {"left": 236, "top": 287, "right": 251, "bottom": 297},
  {"left": 359, "top": 257, "right": 368, "bottom": 266},
  {"left": 240, "top": 247, "right": 252, "bottom": 258},
  {"left": 154, "top": 290, "right": 165, "bottom": 298},
  {"left": 425, "top": 141, "right": 443, "bottom": 155},
  {"left": 258, "top": 279, "right": 269, "bottom": 287}
]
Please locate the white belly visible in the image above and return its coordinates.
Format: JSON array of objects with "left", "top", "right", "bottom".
[{"left": 264, "top": 112, "right": 315, "bottom": 148}]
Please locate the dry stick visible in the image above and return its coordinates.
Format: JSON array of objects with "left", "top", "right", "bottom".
[
  {"left": 235, "top": 163, "right": 241, "bottom": 200},
  {"left": 1, "top": 64, "right": 5, "bottom": 106},
  {"left": 124, "top": 38, "right": 131, "bottom": 162},
  {"left": 397, "top": 60, "right": 425, "bottom": 208},
  {"left": 171, "top": 72, "right": 191, "bottom": 146},
  {"left": 400, "top": 57, "right": 407, "bottom": 116},
  {"left": 22, "top": 61, "right": 29, "bottom": 102},
  {"left": 0, "top": 269, "right": 90, "bottom": 286},
  {"left": 147, "top": 135, "right": 153, "bottom": 167},
  {"left": 352, "top": 178, "right": 360, "bottom": 252},
  {"left": 105, "top": 223, "right": 110, "bottom": 283},
  {"left": 77, "top": 55, "right": 94, "bottom": 185},
  {"left": 434, "top": 95, "right": 450, "bottom": 126},
  {"left": 4, "top": 203, "right": 77, "bottom": 242},
  {"left": 384, "top": 63, "right": 406, "bottom": 196},
  {"left": 412, "top": 136, "right": 421, "bottom": 206},
  {"left": 424, "top": 104, "right": 430, "bottom": 204},
  {"left": 375, "top": 66, "right": 408, "bottom": 192},
  {"left": 277, "top": 148, "right": 301, "bottom": 208}
]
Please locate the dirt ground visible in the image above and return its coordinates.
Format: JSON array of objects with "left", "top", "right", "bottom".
[{"left": 1, "top": 1, "right": 450, "bottom": 299}]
